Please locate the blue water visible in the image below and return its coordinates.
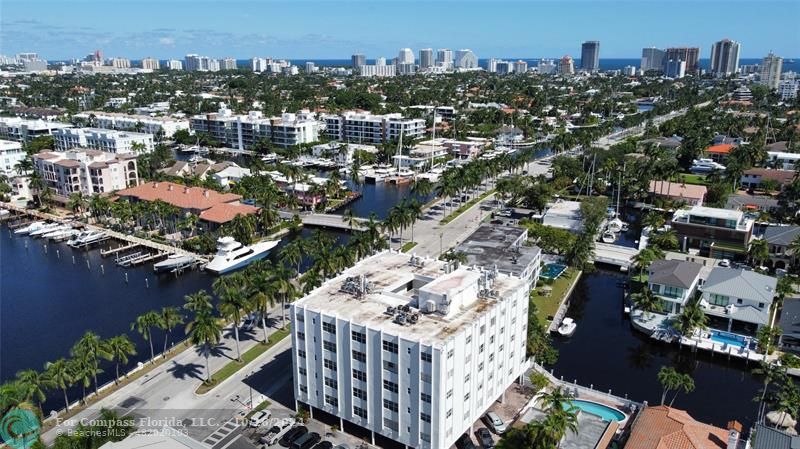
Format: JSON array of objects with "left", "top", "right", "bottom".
[
  {"left": 710, "top": 330, "right": 746, "bottom": 348},
  {"left": 541, "top": 263, "right": 567, "bottom": 279},
  {"left": 563, "top": 400, "right": 626, "bottom": 422}
]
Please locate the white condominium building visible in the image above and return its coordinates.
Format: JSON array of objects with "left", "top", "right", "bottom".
[
  {"left": 190, "top": 107, "right": 321, "bottom": 149},
  {"left": 166, "top": 59, "right": 183, "bottom": 70},
  {"left": 219, "top": 58, "right": 237, "bottom": 70},
  {"left": 52, "top": 128, "right": 154, "bottom": 154},
  {"left": 0, "top": 139, "right": 25, "bottom": 175},
  {"left": 185, "top": 54, "right": 220, "bottom": 72},
  {"left": 359, "top": 65, "right": 396, "bottom": 77},
  {"left": 33, "top": 148, "right": 139, "bottom": 196},
  {"left": 779, "top": 80, "right": 798, "bottom": 101},
  {"left": 140, "top": 57, "right": 160, "bottom": 70},
  {"left": 0, "top": 117, "right": 73, "bottom": 143},
  {"left": 325, "top": 112, "right": 425, "bottom": 144},
  {"left": 74, "top": 112, "right": 189, "bottom": 138},
  {"left": 760, "top": 52, "right": 783, "bottom": 90},
  {"left": 436, "top": 49, "right": 453, "bottom": 69},
  {"left": 291, "top": 251, "right": 529, "bottom": 449},
  {"left": 455, "top": 49, "right": 478, "bottom": 69},
  {"left": 109, "top": 58, "right": 131, "bottom": 69},
  {"left": 398, "top": 48, "right": 415, "bottom": 65}
]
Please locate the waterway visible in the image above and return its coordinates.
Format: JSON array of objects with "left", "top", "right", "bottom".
[
  {"left": 549, "top": 269, "right": 763, "bottom": 429},
  {"left": 0, "top": 222, "right": 349, "bottom": 412}
]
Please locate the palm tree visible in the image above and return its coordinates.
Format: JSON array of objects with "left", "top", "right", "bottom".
[
  {"left": 71, "top": 331, "right": 110, "bottom": 397},
  {"left": 749, "top": 238, "right": 769, "bottom": 267},
  {"left": 131, "top": 310, "right": 161, "bottom": 362},
  {"left": 186, "top": 310, "right": 224, "bottom": 383},
  {"left": 757, "top": 325, "right": 782, "bottom": 355},
  {"left": 279, "top": 240, "right": 304, "bottom": 273},
  {"left": 633, "top": 288, "right": 662, "bottom": 319},
  {"left": 673, "top": 300, "right": 708, "bottom": 336},
  {"left": 342, "top": 208, "right": 357, "bottom": 231},
  {"left": 753, "top": 361, "right": 787, "bottom": 422},
  {"left": 272, "top": 266, "right": 297, "bottom": 329},
  {"left": 649, "top": 229, "right": 679, "bottom": 250},
  {"left": 252, "top": 290, "right": 277, "bottom": 343},
  {"left": 158, "top": 307, "right": 184, "bottom": 357},
  {"left": 45, "top": 358, "right": 73, "bottom": 412},
  {"left": 16, "top": 368, "right": 53, "bottom": 416},
  {"left": 658, "top": 366, "right": 682, "bottom": 405},
  {"left": 67, "top": 192, "right": 88, "bottom": 217},
  {"left": 184, "top": 290, "right": 213, "bottom": 314},
  {"left": 217, "top": 287, "right": 250, "bottom": 361},
  {"left": 104, "top": 335, "right": 137, "bottom": 385},
  {"left": 537, "top": 386, "right": 572, "bottom": 414}
]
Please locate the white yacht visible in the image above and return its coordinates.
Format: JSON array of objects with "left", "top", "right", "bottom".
[
  {"left": 41, "top": 224, "right": 73, "bottom": 239},
  {"left": 205, "top": 237, "right": 279, "bottom": 274},
  {"left": 29, "top": 222, "right": 62, "bottom": 237},
  {"left": 601, "top": 229, "right": 617, "bottom": 243},
  {"left": 13, "top": 221, "right": 46, "bottom": 235},
  {"left": 68, "top": 230, "right": 106, "bottom": 247},
  {"left": 154, "top": 254, "right": 196, "bottom": 273},
  {"left": 690, "top": 158, "right": 726, "bottom": 173},
  {"left": 557, "top": 317, "right": 577, "bottom": 337}
]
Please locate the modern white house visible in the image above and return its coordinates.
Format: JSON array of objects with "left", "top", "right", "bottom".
[
  {"left": 767, "top": 151, "right": 800, "bottom": 170},
  {"left": 52, "top": 127, "right": 154, "bottom": 154},
  {"left": 647, "top": 259, "right": 703, "bottom": 315},
  {"left": 0, "top": 139, "right": 26, "bottom": 175},
  {"left": 290, "top": 251, "right": 529, "bottom": 449},
  {"left": 699, "top": 268, "right": 777, "bottom": 335},
  {"left": 311, "top": 142, "right": 379, "bottom": 166}
]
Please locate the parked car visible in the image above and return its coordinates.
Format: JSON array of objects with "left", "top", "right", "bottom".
[
  {"left": 291, "top": 431, "right": 321, "bottom": 449},
  {"left": 249, "top": 410, "right": 271, "bottom": 428},
  {"left": 719, "top": 258, "right": 731, "bottom": 267},
  {"left": 475, "top": 427, "right": 494, "bottom": 448},
  {"left": 482, "top": 412, "right": 507, "bottom": 434},
  {"left": 279, "top": 426, "right": 308, "bottom": 447},
  {"left": 311, "top": 442, "right": 333, "bottom": 449},
  {"left": 259, "top": 420, "right": 294, "bottom": 446},
  {"left": 455, "top": 433, "right": 477, "bottom": 449}
]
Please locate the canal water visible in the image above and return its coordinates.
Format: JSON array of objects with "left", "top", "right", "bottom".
[
  {"left": 549, "top": 269, "right": 763, "bottom": 429},
  {"left": 0, "top": 222, "right": 350, "bottom": 412}
]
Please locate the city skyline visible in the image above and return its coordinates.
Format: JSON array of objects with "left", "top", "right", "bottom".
[{"left": 2, "top": 0, "right": 798, "bottom": 60}]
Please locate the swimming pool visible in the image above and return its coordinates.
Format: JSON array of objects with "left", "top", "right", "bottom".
[
  {"left": 563, "top": 399, "right": 626, "bottom": 422},
  {"left": 710, "top": 330, "right": 746, "bottom": 348},
  {"left": 541, "top": 263, "right": 568, "bottom": 280}
]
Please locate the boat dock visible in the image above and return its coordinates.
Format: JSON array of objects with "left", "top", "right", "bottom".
[
  {"left": 122, "top": 252, "right": 167, "bottom": 267},
  {"left": 68, "top": 234, "right": 111, "bottom": 248},
  {"left": 101, "top": 243, "right": 140, "bottom": 257}
]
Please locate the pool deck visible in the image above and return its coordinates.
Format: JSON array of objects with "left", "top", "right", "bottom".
[{"left": 630, "top": 310, "right": 768, "bottom": 362}]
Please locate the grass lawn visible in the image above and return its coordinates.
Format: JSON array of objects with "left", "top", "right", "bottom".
[
  {"left": 401, "top": 241, "right": 418, "bottom": 253},
  {"left": 530, "top": 268, "right": 579, "bottom": 323},
  {"left": 440, "top": 189, "right": 496, "bottom": 225},
  {"left": 245, "top": 399, "right": 273, "bottom": 419},
  {"left": 196, "top": 327, "right": 291, "bottom": 395},
  {"left": 677, "top": 174, "right": 708, "bottom": 185}
]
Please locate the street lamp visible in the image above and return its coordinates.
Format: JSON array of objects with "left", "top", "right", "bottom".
[{"left": 439, "top": 232, "right": 443, "bottom": 257}]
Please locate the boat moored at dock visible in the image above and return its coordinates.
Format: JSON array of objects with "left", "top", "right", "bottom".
[{"left": 205, "top": 236, "right": 279, "bottom": 274}]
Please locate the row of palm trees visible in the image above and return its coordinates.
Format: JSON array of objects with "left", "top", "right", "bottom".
[
  {"left": 381, "top": 199, "right": 423, "bottom": 245},
  {"left": 1, "top": 331, "right": 137, "bottom": 418}
]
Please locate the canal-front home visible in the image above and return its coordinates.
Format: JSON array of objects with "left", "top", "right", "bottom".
[
  {"left": 762, "top": 225, "right": 800, "bottom": 270},
  {"left": 699, "top": 267, "right": 777, "bottom": 335},
  {"left": 671, "top": 206, "right": 754, "bottom": 259},
  {"left": 626, "top": 406, "right": 745, "bottom": 449},
  {"left": 647, "top": 259, "right": 703, "bottom": 314}
]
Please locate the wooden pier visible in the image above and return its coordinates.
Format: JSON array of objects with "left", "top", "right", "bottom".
[{"left": 101, "top": 243, "right": 140, "bottom": 257}]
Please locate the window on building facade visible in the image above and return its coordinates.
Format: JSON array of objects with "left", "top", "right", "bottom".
[
  {"left": 421, "top": 413, "right": 431, "bottom": 423},
  {"left": 323, "top": 341, "right": 337, "bottom": 352},
  {"left": 353, "top": 369, "right": 367, "bottom": 382},
  {"left": 382, "top": 340, "right": 399, "bottom": 353},
  {"left": 383, "top": 380, "right": 399, "bottom": 393},
  {"left": 323, "top": 359, "right": 337, "bottom": 370},
  {"left": 352, "top": 350, "right": 366, "bottom": 363},
  {"left": 354, "top": 406, "right": 368, "bottom": 419},
  {"left": 322, "top": 322, "right": 336, "bottom": 334},
  {"left": 421, "top": 392, "right": 432, "bottom": 403},
  {"left": 324, "top": 377, "right": 338, "bottom": 388},
  {"left": 352, "top": 330, "right": 366, "bottom": 343},
  {"left": 709, "top": 293, "right": 729, "bottom": 306},
  {"left": 353, "top": 387, "right": 367, "bottom": 400},
  {"left": 383, "top": 399, "right": 399, "bottom": 412},
  {"left": 325, "top": 395, "right": 338, "bottom": 407},
  {"left": 421, "top": 352, "right": 432, "bottom": 363}
]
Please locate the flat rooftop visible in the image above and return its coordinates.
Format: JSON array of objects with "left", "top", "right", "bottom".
[
  {"left": 294, "top": 251, "right": 525, "bottom": 346},
  {"left": 455, "top": 224, "right": 540, "bottom": 278}
]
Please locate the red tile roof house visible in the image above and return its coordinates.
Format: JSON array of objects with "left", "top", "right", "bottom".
[
  {"left": 705, "top": 144, "right": 736, "bottom": 163},
  {"left": 626, "top": 406, "right": 745, "bottom": 449},
  {"left": 649, "top": 181, "right": 708, "bottom": 206},
  {"left": 116, "top": 181, "right": 258, "bottom": 231}
]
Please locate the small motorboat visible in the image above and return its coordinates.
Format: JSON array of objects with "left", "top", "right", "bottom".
[
  {"left": 601, "top": 230, "right": 617, "bottom": 243},
  {"left": 557, "top": 317, "right": 577, "bottom": 337},
  {"left": 29, "top": 222, "right": 62, "bottom": 237},
  {"left": 14, "top": 221, "right": 46, "bottom": 235},
  {"left": 153, "top": 254, "right": 196, "bottom": 273}
]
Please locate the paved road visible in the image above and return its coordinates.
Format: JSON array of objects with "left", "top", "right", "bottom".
[{"left": 42, "top": 309, "right": 292, "bottom": 447}]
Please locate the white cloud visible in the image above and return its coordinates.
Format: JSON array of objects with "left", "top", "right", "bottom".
[{"left": 158, "top": 37, "right": 175, "bottom": 47}]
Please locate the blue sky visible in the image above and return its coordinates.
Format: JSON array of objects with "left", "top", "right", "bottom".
[{"left": 2, "top": 1, "right": 798, "bottom": 60}]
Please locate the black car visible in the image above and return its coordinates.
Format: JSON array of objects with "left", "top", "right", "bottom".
[
  {"left": 455, "top": 433, "right": 477, "bottom": 449},
  {"left": 278, "top": 425, "right": 308, "bottom": 447},
  {"left": 312, "top": 442, "right": 334, "bottom": 449},
  {"left": 292, "top": 431, "right": 321, "bottom": 449},
  {"left": 475, "top": 427, "right": 494, "bottom": 448}
]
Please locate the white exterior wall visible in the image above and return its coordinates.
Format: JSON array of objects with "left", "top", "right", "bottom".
[
  {"left": 75, "top": 113, "right": 189, "bottom": 138},
  {"left": 291, "top": 274, "right": 528, "bottom": 449},
  {"left": 0, "top": 140, "right": 26, "bottom": 175}
]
